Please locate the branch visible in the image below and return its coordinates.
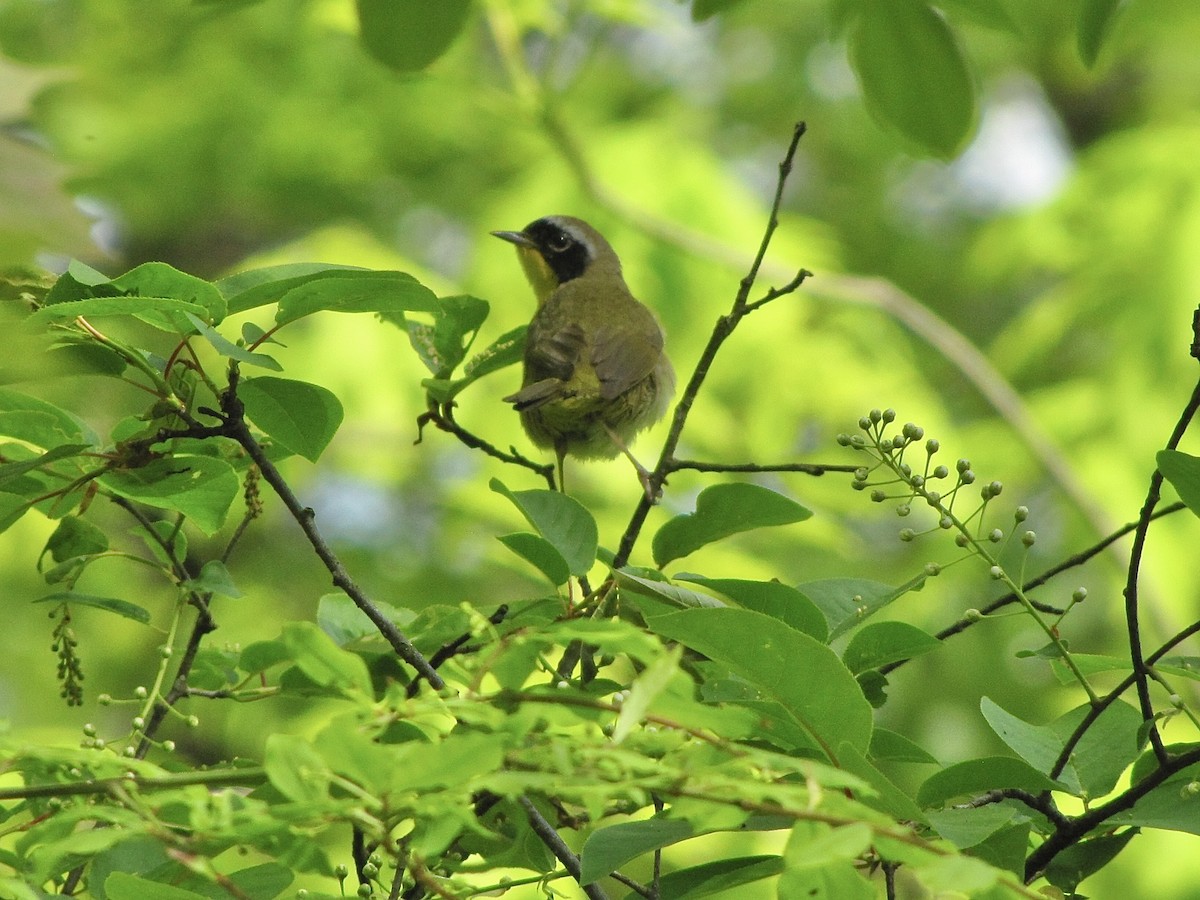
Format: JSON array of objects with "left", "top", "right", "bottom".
[
  {"left": 519, "top": 796, "right": 608, "bottom": 900},
  {"left": 217, "top": 369, "right": 444, "bottom": 690},
  {"left": 1122, "top": 375, "right": 1200, "bottom": 766},
  {"left": 405, "top": 604, "right": 510, "bottom": 698},
  {"left": 879, "top": 502, "right": 1188, "bottom": 676},
  {"left": 612, "top": 123, "right": 811, "bottom": 570},
  {"left": 1025, "top": 745, "right": 1200, "bottom": 882},
  {"left": 416, "top": 398, "right": 555, "bottom": 489},
  {"left": 668, "top": 459, "right": 859, "bottom": 477}
]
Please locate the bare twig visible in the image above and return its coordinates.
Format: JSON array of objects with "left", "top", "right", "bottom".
[
  {"left": 1121, "top": 376, "right": 1200, "bottom": 766},
  {"left": 519, "top": 796, "right": 608, "bottom": 900},
  {"left": 668, "top": 459, "right": 858, "bottom": 477},
  {"left": 879, "top": 501, "right": 1188, "bottom": 676},
  {"left": 612, "top": 123, "right": 811, "bottom": 570},
  {"left": 417, "top": 399, "right": 555, "bottom": 489}
]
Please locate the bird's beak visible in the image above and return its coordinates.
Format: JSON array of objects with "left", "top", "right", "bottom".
[{"left": 491, "top": 230, "right": 538, "bottom": 249}]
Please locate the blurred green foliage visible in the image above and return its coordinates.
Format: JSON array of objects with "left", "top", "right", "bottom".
[{"left": 3, "top": 0, "right": 1200, "bottom": 896}]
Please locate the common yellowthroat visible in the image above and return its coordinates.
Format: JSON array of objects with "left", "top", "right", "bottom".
[{"left": 492, "top": 216, "right": 675, "bottom": 497}]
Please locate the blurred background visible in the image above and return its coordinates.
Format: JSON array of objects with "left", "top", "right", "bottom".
[{"left": 3, "top": 0, "right": 1200, "bottom": 895}]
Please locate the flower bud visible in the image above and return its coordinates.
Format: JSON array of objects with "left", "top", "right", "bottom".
[
  {"left": 926, "top": 438, "right": 940, "bottom": 454},
  {"left": 989, "top": 566, "right": 1003, "bottom": 580},
  {"left": 989, "top": 529, "right": 1004, "bottom": 543},
  {"left": 1022, "top": 531, "right": 1036, "bottom": 547},
  {"left": 899, "top": 528, "right": 916, "bottom": 542}
]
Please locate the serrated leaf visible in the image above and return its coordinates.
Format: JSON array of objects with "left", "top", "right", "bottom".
[
  {"left": 1158, "top": 449, "right": 1200, "bottom": 519},
  {"left": 490, "top": 479, "right": 598, "bottom": 577},
  {"left": 849, "top": 0, "right": 976, "bottom": 158},
  {"left": 652, "top": 482, "right": 811, "bottom": 568},
  {"left": 399, "top": 294, "right": 489, "bottom": 377},
  {"left": 648, "top": 608, "right": 873, "bottom": 759},
  {"left": 843, "top": 621, "right": 940, "bottom": 674},
  {"left": 0, "top": 444, "right": 89, "bottom": 488},
  {"left": 425, "top": 324, "right": 527, "bottom": 402},
  {"left": 927, "top": 805, "right": 1017, "bottom": 849},
  {"left": 356, "top": 0, "right": 472, "bottom": 72},
  {"left": 580, "top": 817, "right": 693, "bottom": 885},
  {"left": 239, "top": 376, "right": 343, "bottom": 463},
  {"left": 32, "top": 591, "right": 151, "bottom": 624},
  {"left": 0, "top": 387, "right": 90, "bottom": 443},
  {"left": 27, "top": 295, "right": 212, "bottom": 332},
  {"left": 99, "top": 456, "right": 239, "bottom": 536}
]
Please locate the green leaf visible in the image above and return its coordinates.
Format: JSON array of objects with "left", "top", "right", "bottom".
[
  {"left": 612, "top": 645, "right": 682, "bottom": 743},
  {"left": 0, "top": 443, "right": 90, "bottom": 488},
  {"left": 282, "top": 621, "right": 373, "bottom": 696},
  {"left": 109, "top": 261, "right": 226, "bottom": 324},
  {"left": 798, "top": 576, "right": 924, "bottom": 640},
  {"left": 926, "top": 805, "right": 1017, "bottom": 849},
  {"left": 219, "top": 264, "right": 361, "bottom": 314},
  {"left": 497, "top": 532, "right": 570, "bottom": 586},
  {"left": 676, "top": 576, "right": 827, "bottom": 641},
  {"left": 0, "top": 387, "right": 90, "bottom": 443},
  {"left": 27, "top": 295, "right": 212, "bottom": 333},
  {"left": 184, "top": 313, "right": 281, "bottom": 371},
  {"left": 273, "top": 271, "right": 437, "bottom": 326},
  {"left": 398, "top": 294, "right": 489, "bottom": 377},
  {"left": 1064, "top": 700, "right": 1144, "bottom": 798},
  {"left": 1157, "top": 449, "right": 1200, "bottom": 519},
  {"left": 1044, "top": 829, "right": 1137, "bottom": 892},
  {"left": 317, "top": 592, "right": 414, "bottom": 646},
  {"left": 424, "top": 324, "right": 527, "bottom": 403},
  {"left": 629, "top": 855, "right": 782, "bottom": 900},
  {"left": 842, "top": 621, "right": 940, "bottom": 674},
  {"left": 967, "top": 822, "right": 1030, "bottom": 878},
  {"left": 99, "top": 456, "right": 239, "bottom": 536},
  {"left": 264, "top": 733, "right": 332, "bottom": 803},
  {"left": 105, "top": 873, "right": 209, "bottom": 900},
  {"left": 917, "top": 756, "right": 1063, "bottom": 807},
  {"left": 239, "top": 376, "right": 344, "bottom": 463},
  {"left": 186, "top": 560, "right": 242, "bottom": 599},
  {"left": 1109, "top": 759, "right": 1200, "bottom": 835},
  {"left": 779, "top": 824, "right": 875, "bottom": 899},
  {"left": 42, "top": 515, "right": 108, "bottom": 565},
  {"left": 31, "top": 591, "right": 151, "bottom": 624},
  {"left": 356, "top": 0, "right": 472, "bottom": 72},
  {"left": 1078, "top": 0, "right": 1128, "bottom": 67},
  {"left": 580, "top": 817, "right": 693, "bottom": 885},
  {"left": 849, "top": 0, "right": 976, "bottom": 158},
  {"left": 690, "top": 0, "right": 750, "bottom": 22},
  {"left": 490, "top": 479, "right": 598, "bottom": 577},
  {"left": 869, "top": 728, "right": 938, "bottom": 765},
  {"left": 647, "top": 608, "right": 873, "bottom": 759},
  {"left": 837, "top": 742, "right": 926, "bottom": 823},
  {"left": 652, "top": 482, "right": 811, "bottom": 567}
]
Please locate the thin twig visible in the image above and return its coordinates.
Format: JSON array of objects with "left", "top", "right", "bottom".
[
  {"left": 668, "top": 459, "right": 858, "bottom": 477},
  {"left": 960, "top": 788, "right": 1069, "bottom": 829},
  {"left": 217, "top": 368, "right": 443, "bottom": 689},
  {"left": 1121, "top": 376, "right": 1200, "bottom": 766},
  {"left": 406, "top": 605, "right": 509, "bottom": 698},
  {"left": 417, "top": 399, "right": 555, "bottom": 489},
  {"left": 519, "top": 796, "right": 608, "bottom": 900},
  {"left": 612, "top": 123, "right": 811, "bottom": 570},
  {"left": 879, "top": 502, "right": 1187, "bottom": 676},
  {"left": 1025, "top": 745, "right": 1200, "bottom": 881}
]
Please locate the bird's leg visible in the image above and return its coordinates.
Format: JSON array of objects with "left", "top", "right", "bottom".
[
  {"left": 604, "top": 425, "right": 660, "bottom": 503},
  {"left": 554, "top": 441, "right": 568, "bottom": 495}
]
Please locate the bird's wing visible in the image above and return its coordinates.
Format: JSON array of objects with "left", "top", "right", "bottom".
[
  {"left": 526, "top": 321, "right": 587, "bottom": 382},
  {"left": 504, "top": 378, "right": 566, "bottom": 411},
  {"left": 592, "top": 319, "right": 664, "bottom": 401}
]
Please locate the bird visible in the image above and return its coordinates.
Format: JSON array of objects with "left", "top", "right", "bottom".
[{"left": 492, "top": 215, "right": 675, "bottom": 499}]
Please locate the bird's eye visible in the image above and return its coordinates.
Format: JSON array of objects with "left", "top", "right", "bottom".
[{"left": 547, "top": 231, "right": 574, "bottom": 253}]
